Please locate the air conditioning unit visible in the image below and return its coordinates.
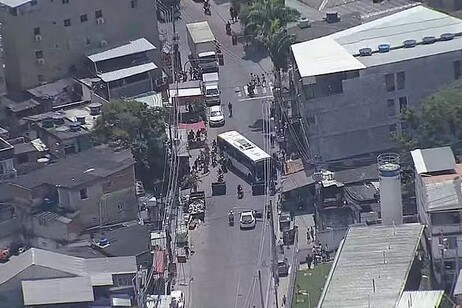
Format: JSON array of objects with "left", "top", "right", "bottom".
[
  {"left": 34, "top": 35, "right": 42, "bottom": 42},
  {"left": 96, "top": 17, "right": 105, "bottom": 25},
  {"left": 36, "top": 58, "right": 45, "bottom": 65},
  {"left": 99, "top": 40, "right": 108, "bottom": 47}
]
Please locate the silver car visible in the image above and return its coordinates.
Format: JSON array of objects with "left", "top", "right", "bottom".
[
  {"left": 240, "top": 211, "right": 256, "bottom": 229},
  {"left": 209, "top": 105, "right": 225, "bottom": 127}
]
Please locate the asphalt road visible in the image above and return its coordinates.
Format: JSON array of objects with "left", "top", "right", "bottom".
[{"left": 160, "top": 0, "right": 279, "bottom": 306}]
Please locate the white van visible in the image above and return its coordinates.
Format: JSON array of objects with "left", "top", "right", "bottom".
[{"left": 203, "top": 72, "right": 220, "bottom": 106}]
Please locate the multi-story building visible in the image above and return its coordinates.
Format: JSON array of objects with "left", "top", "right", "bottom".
[
  {"left": 85, "top": 38, "right": 162, "bottom": 100},
  {"left": 8, "top": 145, "right": 138, "bottom": 236},
  {"left": 0, "top": 137, "right": 17, "bottom": 183},
  {"left": 0, "top": 0, "right": 160, "bottom": 91},
  {"left": 291, "top": 6, "right": 462, "bottom": 163},
  {"left": 411, "top": 146, "right": 462, "bottom": 290}
]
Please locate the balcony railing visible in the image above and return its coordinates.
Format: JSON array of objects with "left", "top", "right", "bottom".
[{"left": 0, "top": 169, "right": 17, "bottom": 182}]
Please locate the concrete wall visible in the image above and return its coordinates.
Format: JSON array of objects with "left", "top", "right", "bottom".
[
  {"left": 0, "top": 0, "right": 160, "bottom": 91},
  {"left": 61, "top": 166, "right": 137, "bottom": 228},
  {"left": 300, "top": 50, "right": 462, "bottom": 161}
]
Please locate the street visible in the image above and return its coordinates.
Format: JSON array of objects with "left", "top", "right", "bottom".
[{"left": 161, "top": 0, "right": 279, "bottom": 307}]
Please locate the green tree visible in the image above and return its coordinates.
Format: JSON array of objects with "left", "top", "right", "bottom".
[
  {"left": 93, "top": 100, "right": 168, "bottom": 187},
  {"left": 394, "top": 80, "right": 462, "bottom": 152},
  {"left": 240, "top": 0, "right": 299, "bottom": 44},
  {"left": 266, "top": 29, "right": 296, "bottom": 71}
]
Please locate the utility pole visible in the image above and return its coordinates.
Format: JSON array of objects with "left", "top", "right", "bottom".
[
  {"left": 258, "top": 270, "right": 265, "bottom": 308},
  {"left": 269, "top": 200, "right": 279, "bottom": 308}
]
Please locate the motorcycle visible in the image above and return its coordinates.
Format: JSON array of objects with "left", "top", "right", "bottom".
[
  {"left": 228, "top": 211, "right": 234, "bottom": 226},
  {"left": 203, "top": 3, "right": 211, "bottom": 15},
  {"left": 237, "top": 185, "right": 244, "bottom": 199}
]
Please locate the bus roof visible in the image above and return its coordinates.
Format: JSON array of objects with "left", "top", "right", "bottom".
[{"left": 217, "top": 131, "right": 271, "bottom": 163}]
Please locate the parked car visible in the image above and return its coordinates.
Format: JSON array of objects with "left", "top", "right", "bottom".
[
  {"left": 240, "top": 210, "right": 256, "bottom": 229},
  {"left": 277, "top": 256, "right": 289, "bottom": 277},
  {"left": 209, "top": 105, "right": 225, "bottom": 127},
  {"left": 279, "top": 211, "right": 292, "bottom": 232}
]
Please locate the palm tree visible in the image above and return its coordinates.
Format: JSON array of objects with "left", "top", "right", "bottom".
[
  {"left": 266, "top": 29, "right": 296, "bottom": 71},
  {"left": 240, "top": 0, "right": 299, "bottom": 44}
]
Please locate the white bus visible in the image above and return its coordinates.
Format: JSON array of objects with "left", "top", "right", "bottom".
[{"left": 217, "top": 131, "right": 273, "bottom": 184}]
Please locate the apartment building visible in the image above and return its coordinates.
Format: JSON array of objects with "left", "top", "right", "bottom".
[
  {"left": 411, "top": 146, "right": 462, "bottom": 290},
  {"left": 291, "top": 6, "right": 462, "bottom": 163},
  {"left": 0, "top": 0, "right": 160, "bottom": 91},
  {"left": 0, "top": 137, "right": 16, "bottom": 183}
]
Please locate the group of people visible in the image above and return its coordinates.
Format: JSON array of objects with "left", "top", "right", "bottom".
[
  {"left": 187, "top": 128, "right": 207, "bottom": 143},
  {"left": 250, "top": 73, "right": 267, "bottom": 87},
  {"left": 229, "top": 6, "right": 239, "bottom": 23},
  {"left": 306, "top": 242, "right": 330, "bottom": 269}
]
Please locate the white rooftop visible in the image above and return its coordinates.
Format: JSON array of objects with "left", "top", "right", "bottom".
[
  {"left": 99, "top": 62, "right": 157, "bottom": 82},
  {"left": 88, "top": 38, "right": 156, "bottom": 62},
  {"left": 0, "top": 248, "right": 137, "bottom": 286},
  {"left": 0, "top": 0, "right": 30, "bottom": 7},
  {"left": 186, "top": 21, "right": 215, "bottom": 43},
  {"left": 319, "top": 223, "right": 424, "bottom": 308},
  {"left": 292, "top": 6, "right": 462, "bottom": 78},
  {"left": 396, "top": 290, "right": 444, "bottom": 308},
  {"left": 410, "top": 146, "right": 456, "bottom": 175},
  {"left": 22, "top": 277, "right": 94, "bottom": 306}
]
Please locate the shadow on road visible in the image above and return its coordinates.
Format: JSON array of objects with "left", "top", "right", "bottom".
[
  {"left": 249, "top": 118, "right": 272, "bottom": 133},
  {"left": 242, "top": 43, "right": 268, "bottom": 63}
]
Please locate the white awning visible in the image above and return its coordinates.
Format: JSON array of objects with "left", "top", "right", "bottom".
[{"left": 99, "top": 62, "right": 157, "bottom": 82}]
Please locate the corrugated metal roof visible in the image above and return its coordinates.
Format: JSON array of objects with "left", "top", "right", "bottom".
[
  {"left": 424, "top": 178, "right": 462, "bottom": 212},
  {"left": 0, "top": 248, "right": 137, "bottom": 286},
  {"left": 186, "top": 21, "right": 215, "bottom": 43},
  {"left": 411, "top": 147, "right": 455, "bottom": 174},
  {"left": 99, "top": 62, "right": 157, "bottom": 82},
  {"left": 88, "top": 38, "right": 156, "bottom": 62},
  {"left": 22, "top": 277, "right": 94, "bottom": 306},
  {"left": 454, "top": 269, "right": 462, "bottom": 295},
  {"left": 0, "top": 0, "right": 31, "bottom": 7},
  {"left": 319, "top": 223, "right": 424, "bottom": 308},
  {"left": 292, "top": 6, "right": 462, "bottom": 78},
  {"left": 396, "top": 290, "right": 444, "bottom": 308}
]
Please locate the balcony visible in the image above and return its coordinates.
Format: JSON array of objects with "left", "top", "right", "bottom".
[{"left": 0, "top": 169, "right": 17, "bottom": 182}]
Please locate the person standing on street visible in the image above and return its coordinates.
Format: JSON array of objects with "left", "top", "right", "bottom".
[{"left": 228, "top": 102, "right": 233, "bottom": 117}]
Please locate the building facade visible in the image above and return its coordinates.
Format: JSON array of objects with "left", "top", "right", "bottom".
[
  {"left": 0, "top": 137, "right": 17, "bottom": 183},
  {"left": 0, "top": 0, "right": 160, "bottom": 91},
  {"left": 291, "top": 6, "right": 462, "bottom": 163},
  {"left": 411, "top": 147, "right": 462, "bottom": 290}
]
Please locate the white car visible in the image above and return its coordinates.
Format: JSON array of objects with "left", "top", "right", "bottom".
[
  {"left": 240, "top": 210, "right": 256, "bottom": 229},
  {"left": 209, "top": 105, "right": 225, "bottom": 127}
]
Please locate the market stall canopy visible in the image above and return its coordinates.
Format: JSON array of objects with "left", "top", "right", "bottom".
[{"left": 178, "top": 121, "right": 205, "bottom": 130}]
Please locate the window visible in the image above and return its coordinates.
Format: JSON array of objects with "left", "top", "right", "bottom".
[
  {"left": 80, "top": 14, "right": 88, "bottom": 22},
  {"left": 62, "top": 0, "right": 69, "bottom": 3},
  {"left": 396, "top": 71, "right": 405, "bottom": 90},
  {"left": 385, "top": 73, "right": 395, "bottom": 92},
  {"left": 35, "top": 50, "right": 43, "bottom": 59},
  {"left": 399, "top": 97, "right": 408, "bottom": 113},
  {"left": 387, "top": 99, "right": 395, "bottom": 116},
  {"left": 85, "top": 37, "right": 91, "bottom": 45},
  {"left": 37, "top": 74, "right": 45, "bottom": 82},
  {"left": 31, "top": 0, "right": 38, "bottom": 5},
  {"left": 9, "top": 7, "right": 17, "bottom": 16},
  {"left": 79, "top": 188, "right": 88, "bottom": 200},
  {"left": 117, "top": 277, "right": 130, "bottom": 286},
  {"left": 64, "top": 18, "right": 71, "bottom": 27},
  {"left": 454, "top": 60, "right": 461, "bottom": 80},
  {"left": 118, "top": 202, "right": 125, "bottom": 211},
  {"left": 33, "top": 27, "right": 41, "bottom": 35},
  {"left": 95, "top": 10, "right": 103, "bottom": 18},
  {"left": 131, "top": 0, "right": 138, "bottom": 8}
]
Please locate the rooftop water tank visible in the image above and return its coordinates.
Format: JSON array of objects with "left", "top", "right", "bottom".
[
  {"left": 422, "top": 36, "right": 436, "bottom": 44},
  {"left": 89, "top": 103, "right": 102, "bottom": 116},
  {"left": 359, "top": 48, "right": 372, "bottom": 56},
  {"left": 440, "top": 33, "right": 455, "bottom": 41},
  {"left": 378, "top": 44, "right": 390, "bottom": 53},
  {"left": 69, "top": 122, "right": 81, "bottom": 132},
  {"left": 403, "top": 39, "right": 417, "bottom": 48},
  {"left": 76, "top": 115, "right": 86, "bottom": 124},
  {"left": 297, "top": 17, "right": 311, "bottom": 29}
]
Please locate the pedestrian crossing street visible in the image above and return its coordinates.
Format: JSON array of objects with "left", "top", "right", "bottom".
[{"left": 236, "top": 81, "right": 273, "bottom": 98}]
